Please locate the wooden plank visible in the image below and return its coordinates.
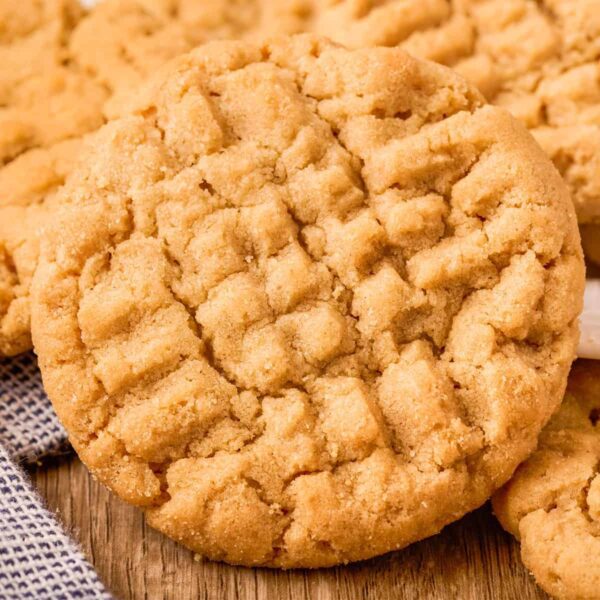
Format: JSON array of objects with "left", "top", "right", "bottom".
[{"left": 28, "top": 455, "right": 548, "bottom": 600}]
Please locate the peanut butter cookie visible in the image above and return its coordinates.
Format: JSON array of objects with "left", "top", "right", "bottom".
[
  {"left": 493, "top": 361, "right": 600, "bottom": 600},
  {"left": 32, "top": 36, "right": 584, "bottom": 567}
]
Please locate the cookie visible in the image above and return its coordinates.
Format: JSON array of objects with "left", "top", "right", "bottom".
[
  {"left": 0, "top": 0, "right": 309, "bottom": 356},
  {"left": 493, "top": 361, "right": 600, "bottom": 600},
  {"left": 308, "top": 0, "right": 600, "bottom": 228},
  {"left": 32, "top": 35, "right": 584, "bottom": 567}
]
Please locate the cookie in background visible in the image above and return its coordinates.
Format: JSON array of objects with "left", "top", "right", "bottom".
[
  {"left": 0, "top": 0, "right": 186, "bottom": 357},
  {"left": 493, "top": 361, "right": 600, "bottom": 600}
]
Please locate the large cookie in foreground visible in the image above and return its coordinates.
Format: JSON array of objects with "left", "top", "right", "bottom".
[
  {"left": 32, "top": 35, "right": 584, "bottom": 568},
  {"left": 493, "top": 361, "right": 600, "bottom": 600}
]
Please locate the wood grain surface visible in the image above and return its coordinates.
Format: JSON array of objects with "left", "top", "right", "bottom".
[{"left": 28, "top": 454, "right": 548, "bottom": 600}]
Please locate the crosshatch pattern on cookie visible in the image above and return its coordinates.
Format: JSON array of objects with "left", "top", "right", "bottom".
[
  {"left": 32, "top": 36, "right": 584, "bottom": 568},
  {"left": 493, "top": 361, "right": 600, "bottom": 600}
]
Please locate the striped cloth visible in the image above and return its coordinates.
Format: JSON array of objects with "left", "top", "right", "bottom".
[{"left": 0, "top": 353, "right": 112, "bottom": 600}]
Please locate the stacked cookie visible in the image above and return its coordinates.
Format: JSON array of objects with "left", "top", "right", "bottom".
[{"left": 1, "top": 0, "right": 598, "bottom": 596}]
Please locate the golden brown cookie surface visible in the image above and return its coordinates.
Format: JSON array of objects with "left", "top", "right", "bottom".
[
  {"left": 308, "top": 0, "right": 600, "bottom": 227},
  {"left": 32, "top": 35, "right": 584, "bottom": 568},
  {"left": 493, "top": 361, "right": 600, "bottom": 600}
]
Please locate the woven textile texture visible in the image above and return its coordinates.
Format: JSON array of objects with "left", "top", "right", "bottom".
[
  {"left": 0, "top": 354, "right": 66, "bottom": 463},
  {"left": 0, "top": 354, "right": 112, "bottom": 599}
]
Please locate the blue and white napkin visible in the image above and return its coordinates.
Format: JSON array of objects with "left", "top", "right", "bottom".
[{"left": 0, "top": 354, "right": 111, "bottom": 600}]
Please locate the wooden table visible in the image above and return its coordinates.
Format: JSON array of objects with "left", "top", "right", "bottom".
[{"left": 29, "top": 454, "right": 548, "bottom": 600}]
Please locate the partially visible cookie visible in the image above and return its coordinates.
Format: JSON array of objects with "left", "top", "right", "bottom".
[
  {"left": 309, "top": 0, "right": 600, "bottom": 227},
  {"left": 32, "top": 35, "right": 584, "bottom": 567},
  {"left": 0, "top": 0, "right": 313, "bottom": 356},
  {"left": 68, "top": 0, "right": 194, "bottom": 118},
  {"left": 74, "top": 0, "right": 316, "bottom": 118},
  {"left": 0, "top": 0, "right": 100, "bottom": 355},
  {"left": 493, "top": 361, "right": 600, "bottom": 600}
]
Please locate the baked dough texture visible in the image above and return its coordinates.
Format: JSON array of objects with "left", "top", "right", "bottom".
[
  {"left": 307, "top": 0, "right": 600, "bottom": 229},
  {"left": 493, "top": 361, "right": 600, "bottom": 600},
  {"left": 32, "top": 35, "right": 584, "bottom": 567},
  {"left": 0, "top": 0, "right": 311, "bottom": 356}
]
